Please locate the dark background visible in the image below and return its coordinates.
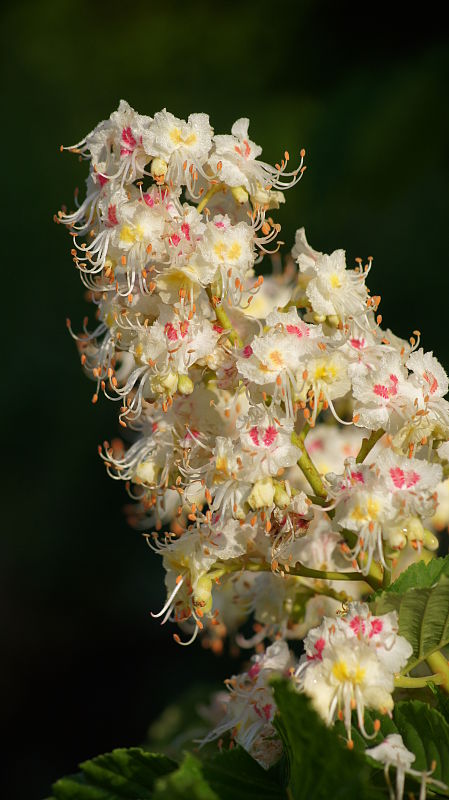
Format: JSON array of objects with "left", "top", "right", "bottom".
[{"left": 2, "top": 2, "right": 448, "bottom": 797}]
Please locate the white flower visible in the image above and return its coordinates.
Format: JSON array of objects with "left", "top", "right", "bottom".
[
  {"left": 302, "top": 636, "right": 395, "bottom": 739},
  {"left": 209, "top": 118, "right": 304, "bottom": 196},
  {"left": 236, "top": 308, "right": 322, "bottom": 415},
  {"left": 196, "top": 214, "right": 256, "bottom": 303},
  {"left": 366, "top": 734, "right": 447, "bottom": 800},
  {"left": 352, "top": 352, "right": 416, "bottom": 431},
  {"left": 305, "top": 249, "right": 369, "bottom": 322},
  {"left": 63, "top": 99, "right": 153, "bottom": 184},
  {"left": 292, "top": 227, "right": 322, "bottom": 272},
  {"left": 146, "top": 109, "right": 213, "bottom": 190},
  {"left": 330, "top": 461, "right": 396, "bottom": 572},
  {"left": 338, "top": 602, "right": 413, "bottom": 673},
  {"left": 407, "top": 348, "right": 448, "bottom": 399},
  {"left": 297, "top": 350, "right": 352, "bottom": 423},
  {"left": 200, "top": 641, "right": 292, "bottom": 767}
]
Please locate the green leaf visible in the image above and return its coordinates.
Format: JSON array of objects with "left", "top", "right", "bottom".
[
  {"left": 430, "top": 683, "right": 449, "bottom": 726},
  {"left": 385, "top": 555, "right": 449, "bottom": 594},
  {"left": 372, "top": 575, "right": 449, "bottom": 670},
  {"left": 202, "top": 747, "right": 288, "bottom": 799},
  {"left": 338, "top": 701, "right": 449, "bottom": 795},
  {"left": 272, "top": 679, "right": 385, "bottom": 799},
  {"left": 49, "top": 748, "right": 176, "bottom": 800},
  {"left": 153, "top": 753, "right": 218, "bottom": 800}
]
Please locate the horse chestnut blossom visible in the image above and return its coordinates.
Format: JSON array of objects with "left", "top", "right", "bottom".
[{"left": 58, "top": 102, "right": 449, "bottom": 797}]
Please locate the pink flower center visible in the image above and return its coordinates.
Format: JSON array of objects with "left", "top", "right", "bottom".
[
  {"left": 423, "top": 370, "right": 438, "bottom": 394},
  {"left": 106, "top": 204, "right": 118, "bottom": 227},
  {"left": 369, "top": 618, "right": 383, "bottom": 637},
  {"left": 120, "top": 126, "right": 137, "bottom": 156},
  {"left": 390, "top": 467, "right": 420, "bottom": 489},
  {"left": 286, "top": 323, "right": 310, "bottom": 338}
]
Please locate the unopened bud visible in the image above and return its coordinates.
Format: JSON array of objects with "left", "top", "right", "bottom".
[
  {"left": 231, "top": 185, "right": 249, "bottom": 205},
  {"left": 423, "top": 528, "right": 439, "bottom": 551},
  {"left": 273, "top": 481, "right": 290, "bottom": 509},
  {"left": 150, "top": 157, "right": 168, "bottom": 182},
  {"left": 134, "top": 459, "right": 159, "bottom": 486},
  {"left": 248, "top": 477, "right": 275, "bottom": 510},
  {"left": 177, "top": 374, "right": 194, "bottom": 395},
  {"left": 194, "top": 575, "right": 213, "bottom": 614}
]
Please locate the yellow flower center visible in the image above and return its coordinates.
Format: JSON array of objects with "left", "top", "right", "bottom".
[
  {"left": 313, "top": 361, "right": 337, "bottom": 382},
  {"left": 170, "top": 127, "right": 197, "bottom": 147},
  {"left": 332, "top": 660, "right": 366, "bottom": 684},
  {"left": 330, "top": 273, "right": 342, "bottom": 289},
  {"left": 269, "top": 350, "right": 284, "bottom": 367},
  {"left": 120, "top": 224, "right": 145, "bottom": 245}
]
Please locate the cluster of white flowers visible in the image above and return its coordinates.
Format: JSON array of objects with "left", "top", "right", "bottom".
[{"left": 59, "top": 102, "right": 449, "bottom": 790}]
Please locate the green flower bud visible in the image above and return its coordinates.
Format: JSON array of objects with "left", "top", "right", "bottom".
[{"left": 177, "top": 374, "right": 194, "bottom": 395}]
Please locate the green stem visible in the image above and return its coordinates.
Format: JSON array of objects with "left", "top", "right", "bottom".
[
  {"left": 206, "top": 286, "right": 243, "bottom": 348},
  {"left": 291, "top": 432, "right": 383, "bottom": 590},
  {"left": 340, "top": 529, "right": 384, "bottom": 589},
  {"left": 356, "top": 428, "right": 385, "bottom": 464},
  {"left": 197, "top": 182, "right": 224, "bottom": 214},
  {"left": 394, "top": 673, "right": 444, "bottom": 689},
  {"left": 296, "top": 579, "right": 352, "bottom": 604},
  {"left": 291, "top": 431, "right": 327, "bottom": 499},
  {"left": 426, "top": 651, "right": 449, "bottom": 694},
  {"left": 212, "top": 557, "right": 377, "bottom": 588}
]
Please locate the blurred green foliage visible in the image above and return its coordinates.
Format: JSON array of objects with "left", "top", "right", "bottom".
[{"left": 1, "top": 1, "right": 448, "bottom": 798}]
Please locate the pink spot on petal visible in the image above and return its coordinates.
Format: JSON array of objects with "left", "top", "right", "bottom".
[
  {"left": 286, "top": 323, "right": 309, "bottom": 338},
  {"left": 248, "top": 663, "right": 260, "bottom": 680},
  {"left": 389, "top": 374, "right": 399, "bottom": 396},
  {"left": 373, "top": 384, "right": 390, "bottom": 399},
  {"left": 121, "top": 126, "right": 136, "bottom": 151},
  {"left": 249, "top": 426, "right": 260, "bottom": 447},
  {"left": 307, "top": 637, "right": 326, "bottom": 661},
  {"left": 369, "top": 618, "right": 383, "bottom": 637},
  {"left": 242, "top": 345, "right": 253, "bottom": 358},
  {"left": 350, "top": 616, "right": 366, "bottom": 636},
  {"left": 390, "top": 467, "right": 405, "bottom": 489},
  {"left": 181, "top": 222, "right": 191, "bottom": 241},
  {"left": 164, "top": 323, "right": 178, "bottom": 341},
  {"left": 179, "top": 321, "right": 189, "bottom": 338},
  {"left": 423, "top": 371, "right": 438, "bottom": 394},
  {"left": 143, "top": 193, "right": 154, "bottom": 207},
  {"left": 106, "top": 204, "right": 118, "bottom": 227},
  {"left": 405, "top": 470, "right": 420, "bottom": 488},
  {"left": 262, "top": 426, "right": 278, "bottom": 447}
]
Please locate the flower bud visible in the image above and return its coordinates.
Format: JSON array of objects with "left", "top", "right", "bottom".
[
  {"left": 150, "top": 371, "right": 178, "bottom": 396},
  {"left": 134, "top": 459, "right": 159, "bottom": 486},
  {"left": 231, "top": 185, "right": 249, "bottom": 205},
  {"left": 150, "top": 157, "right": 168, "bottom": 183},
  {"left": 273, "top": 481, "right": 290, "bottom": 509},
  {"left": 177, "top": 374, "right": 194, "bottom": 395},
  {"left": 385, "top": 524, "right": 407, "bottom": 550},
  {"left": 248, "top": 477, "right": 275, "bottom": 510},
  {"left": 194, "top": 575, "right": 213, "bottom": 614},
  {"left": 404, "top": 517, "right": 424, "bottom": 545},
  {"left": 250, "top": 185, "right": 285, "bottom": 209},
  {"left": 423, "top": 528, "right": 439, "bottom": 551}
]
